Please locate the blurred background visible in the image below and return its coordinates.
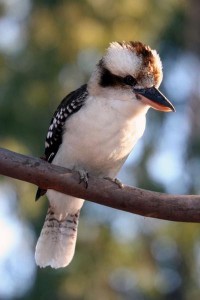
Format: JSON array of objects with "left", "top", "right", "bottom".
[{"left": 0, "top": 0, "right": 200, "bottom": 299}]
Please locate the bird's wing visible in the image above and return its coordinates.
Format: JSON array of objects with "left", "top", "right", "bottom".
[{"left": 35, "top": 84, "right": 88, "bottom": 200}]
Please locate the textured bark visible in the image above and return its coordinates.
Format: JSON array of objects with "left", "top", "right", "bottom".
[{"left": 0, "top": 147, "right": 200, "bottom": 223}]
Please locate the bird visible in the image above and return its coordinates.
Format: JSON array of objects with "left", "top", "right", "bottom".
[{"left": 35, "top": 41, "right": 175, "bottom": 269}]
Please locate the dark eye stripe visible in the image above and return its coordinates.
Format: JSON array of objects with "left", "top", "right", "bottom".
[
  {"left": 100, "top": 68, "right": 124, "bottom": 87},
  {"left": 99, "top": 67, "right": 138, "bottom": 89},
  {"left": 124, "top": 75, "right": 137, "bottom": 86}
]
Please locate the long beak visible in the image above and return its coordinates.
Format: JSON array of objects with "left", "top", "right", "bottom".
[{"left": 134, "top": 86, "right": 175, "bottom": 112}]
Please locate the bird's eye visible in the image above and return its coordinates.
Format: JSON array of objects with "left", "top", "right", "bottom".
[{"left": 124, "top": 75, "right": 137, "bottom": 86}]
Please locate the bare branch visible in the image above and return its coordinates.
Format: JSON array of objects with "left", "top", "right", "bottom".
[{"left": 0, "top": 147, "right": 200, "bottom": 223}]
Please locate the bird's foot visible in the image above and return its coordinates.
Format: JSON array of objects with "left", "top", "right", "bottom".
[
  {"left": 104, "top": 177, "right": 124, "bottom": 188},
  {"left": 78, "top": 169, "right": 89, "bottom": 188}
]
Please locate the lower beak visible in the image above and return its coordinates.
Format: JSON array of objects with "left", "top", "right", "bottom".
[{"left": 134, "top": 86, "right": 175, "bottom": 112}]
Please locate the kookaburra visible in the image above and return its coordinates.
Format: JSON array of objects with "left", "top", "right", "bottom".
[{"left": 35, "top": 41, "right": 175, "bottom": 268}]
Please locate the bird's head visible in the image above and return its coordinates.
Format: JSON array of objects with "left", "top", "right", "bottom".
[{"left": 89, "top": 41, "right": 175, "bottom": 112}]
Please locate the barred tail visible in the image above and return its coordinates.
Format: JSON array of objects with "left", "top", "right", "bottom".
[{"left": 35, "top": 207, "right": 80, "bottom": 269}]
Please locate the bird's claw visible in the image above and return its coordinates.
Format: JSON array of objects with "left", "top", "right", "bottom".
[
  {"left": 78, "top": 169, "right": 89, "bottom": 188},
  {"left": 104, "top": 177, "right": 124, "bottom": 188}
]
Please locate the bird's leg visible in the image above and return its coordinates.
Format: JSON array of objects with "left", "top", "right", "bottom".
[
  {"left": 77, "top": 169, "right": 89, "bottom": 188},
  {"left": 104, "top": 177, "right": 124, "bottom": 188}
]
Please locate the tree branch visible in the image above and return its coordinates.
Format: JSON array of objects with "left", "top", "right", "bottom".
[{"left": 0, "top": 147, "right": 200, "bottom": 223}]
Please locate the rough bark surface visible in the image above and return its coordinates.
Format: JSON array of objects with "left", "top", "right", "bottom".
[{"left": 0, "top": 147, "right": 200, "bottom": 223}]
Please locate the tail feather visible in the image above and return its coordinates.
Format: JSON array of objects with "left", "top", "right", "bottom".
[{"left": 35, "top": 207, "right": 80, "bottom": 268}]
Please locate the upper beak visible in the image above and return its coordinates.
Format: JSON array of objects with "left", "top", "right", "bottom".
[{"left": 134, "top": 86, "right": 175, "bottom": 112}]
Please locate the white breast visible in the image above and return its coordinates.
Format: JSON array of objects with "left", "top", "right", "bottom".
[{"left": 53, "top": 95, "right": 148, "bottom": 177}]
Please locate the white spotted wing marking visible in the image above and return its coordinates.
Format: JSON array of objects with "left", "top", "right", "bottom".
[
  {"left": 44, "top": 84, "right": 88, "bottom": 163},
  {"left": 35, "top": 84, "right": 88, "bottom": 200}
]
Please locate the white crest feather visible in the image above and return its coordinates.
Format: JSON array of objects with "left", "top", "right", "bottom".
[
  {"left": 104, "top": 42, "right": 142, "bottom": 76},
  {"left": 101, "top": 41, "right": 163, "bottom": 88}
]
